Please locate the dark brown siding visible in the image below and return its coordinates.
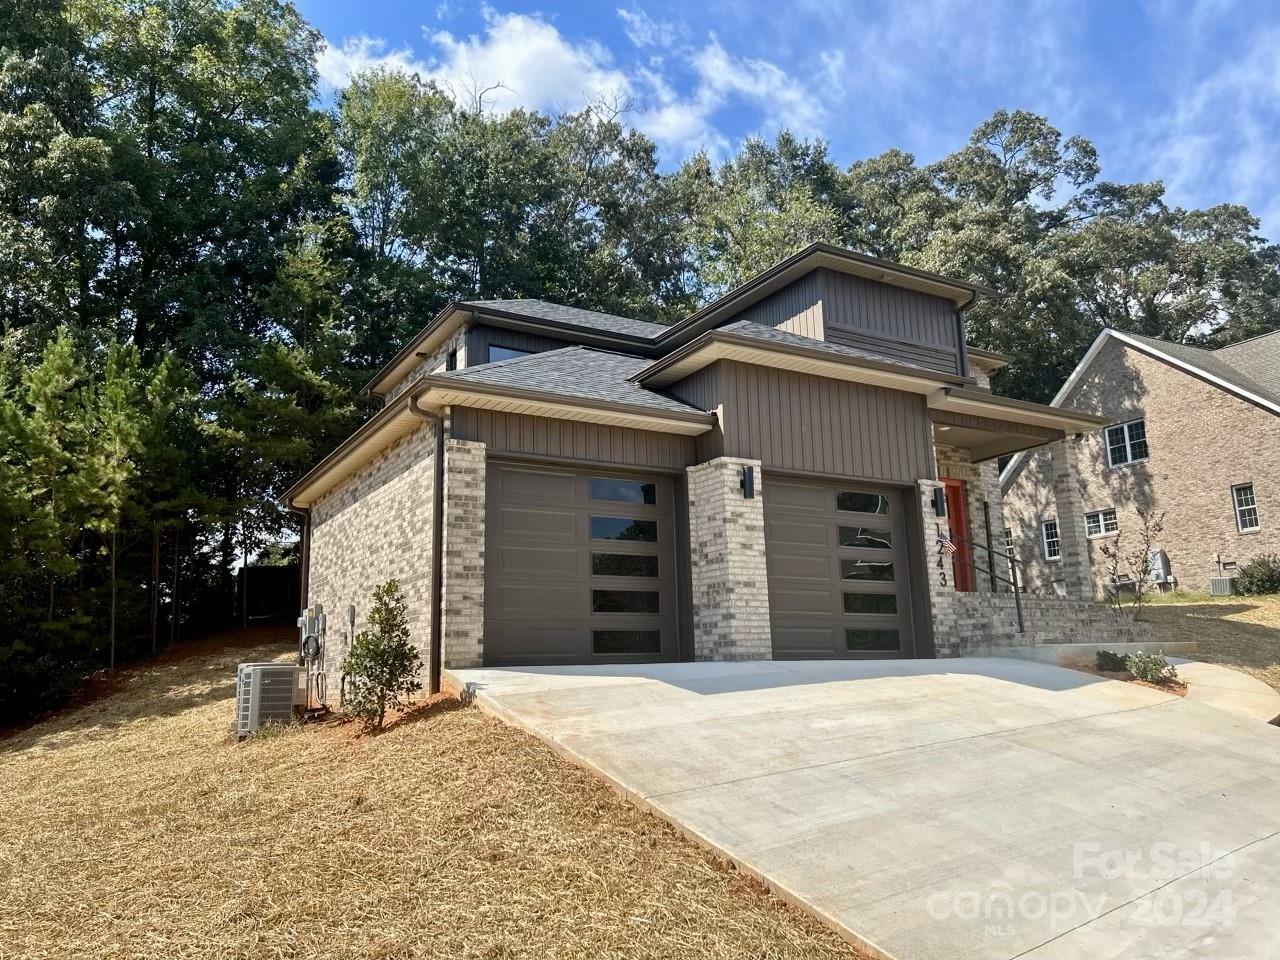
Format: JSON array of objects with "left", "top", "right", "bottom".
[
  {"left": 466, "top": 324, "right": 577, "bottom": 366},
  {"left": 735, "top": 270, "right": 823, "bottom": 340},
  {"left": 664, "top": 363, "right": 725, "bottom": 462},
  {"left": 717, "top": 361, "right": 935, "bottom": 482},
  {"left": 452, "top": 408, "right": 697, "bottom": 470},
  {"left": 931, "top": 408, "right": 1058, "bottom": 442},
  {"left": 820, "top": 269, "right": 962, "bottom": 375}
]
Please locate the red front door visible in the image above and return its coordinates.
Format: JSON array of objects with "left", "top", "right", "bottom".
[{"left": 942, "top": 479, "right": 974, "bottom": 592}]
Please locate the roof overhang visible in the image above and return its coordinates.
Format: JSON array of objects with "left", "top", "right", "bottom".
[
  {"left": 415, "top": 375, "right": 715, "bottom": 436},
  {"left": 965, "top": 346, "right": 1012, "bottom": 371},
  {"left": 362, "top": 302, "right": 471, "bottom": 399},
  {"left": 285, "top": 379, "right": 715, "bottom": 508},
  {"left": 634, "top": 329, "right": 974, "bottom": 394},
  {"left": 928, "top": 386, "right": 1108, "bottom": 434}
]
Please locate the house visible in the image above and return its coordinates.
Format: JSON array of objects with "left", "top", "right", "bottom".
[
  {"left": 285, "top": 243, "right": 1139, "bottom": 693},
  {"left": 1001, "top": 327, "right": 1280, "bottom": 596}
]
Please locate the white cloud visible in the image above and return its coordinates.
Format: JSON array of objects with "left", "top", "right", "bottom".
[
  {"left": 315, "top": 35, "right": 430, "bottom": 91},
  {"left": 617, "top": 6, "right": 678, "bottom": 49},
  {"left": 424, "top": 10, "right": 631, "bottom": 112}
]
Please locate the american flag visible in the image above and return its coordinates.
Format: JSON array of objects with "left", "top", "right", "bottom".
[{"left": 937, "top": 534, "right": 959, "bottom": 556}]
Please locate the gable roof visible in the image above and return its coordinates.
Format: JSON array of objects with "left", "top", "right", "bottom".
[
  {"left": 999, "top": 326, "right": 1280, "bottom": 489},
  {"left": 462, "top": 299, "right": 670, "bottom": 340},
  {"left": 428, "top": 346, "right": 705, "bottom": 416}
]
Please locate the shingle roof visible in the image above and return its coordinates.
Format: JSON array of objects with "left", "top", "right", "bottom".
[
  {"left": 718, "top": 319, "right": 940, "bottom": 375},
  {"left": 1212, "top": 329, "right": 1280, "bottom": 402},
  {"left": 1122, "top": 331, "right": 1280, "bottom": 407},
  {"left": 430, "top": 346, "right": 708, "bottom": 415},
  {"left": 464, "top": 299, "right": 670, "bottom": 340}
]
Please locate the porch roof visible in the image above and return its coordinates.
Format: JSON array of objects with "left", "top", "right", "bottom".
[{"left": 928, "top": 387, "right": 1108, "bottom": 462}]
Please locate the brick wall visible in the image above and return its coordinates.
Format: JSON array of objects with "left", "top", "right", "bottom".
[
  {"left": 686, "top": 457, "right": 772, "bottom": 660},
  {"left": 935, "top": 444, "right": 1008, "bottom": 594},
  {"left": 1004, "top": 337, "right": 1280, "bottom": 593},
  {"left": 916, "top": 479, "right": 962, "bottom": 656},
  {"left": 308, "top": 424, "right": 437, "bottom": 691},
  {"left": 947, "top": 594, "right": 1152, "bottom": 652},
  {"left": 441, "top": 439, "right": 486, "bottom": 668},
  {"left": 382, "top": 325, "right": 468, "bottom": 405}
]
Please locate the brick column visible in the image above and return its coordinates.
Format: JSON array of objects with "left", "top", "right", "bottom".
[
  {"left": 917, "top": 479, "right": 961, "bottom": 657},
  {"left": 441, "top": 439, "right": 486, "bottom": 668},
  {"left": 686, "top": 457, "right": 772, "bottom": 660},
  {"left": 1051, "top": 437, "right": 1093, "bottom": 600}
]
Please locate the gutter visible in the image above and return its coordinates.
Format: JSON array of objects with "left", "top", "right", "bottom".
[{"left": 408, "top": 393, "right": 446, "bottom": 697}]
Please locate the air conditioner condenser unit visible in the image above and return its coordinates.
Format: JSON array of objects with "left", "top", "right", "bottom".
[
  {"left": 1209, "top": 576, "right": 1237, "bottom": 597},
  {"left": 235, "top": 662, "right": 305, "bottom": 740}
]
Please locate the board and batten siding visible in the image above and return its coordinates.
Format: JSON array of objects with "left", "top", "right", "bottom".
[
  {"left": 451, "top": 408, "right": 697, "bottom": 471},
  {"left": 663, "top": 363, "right": 726, "bottom": 462},
  {"left": 678, "top": 360, "right": 935, "bottom": 482},
  {"left": 733, "top": 269, "right": 824, "bottom": 340},
  {"left": 820, "top": 269, "right": 963, "bottom": 376}
]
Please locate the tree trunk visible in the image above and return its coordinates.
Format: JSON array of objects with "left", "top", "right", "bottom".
[
  {"left": 150, "top": 520, "right": 161, "bottom": 657},
  {"left": 109, "top": 528, "right": 118, "bottom": 674},
  {"left": 170, "top": 525, "right": 181, "bottom": 647}
]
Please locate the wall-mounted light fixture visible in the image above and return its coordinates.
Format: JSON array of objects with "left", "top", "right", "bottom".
[
  {"left": 740, "top": 465, "right": 755, "bottom": 499},
  {"left": 932, "top": 486, "right": 947, "bottom": 517}
]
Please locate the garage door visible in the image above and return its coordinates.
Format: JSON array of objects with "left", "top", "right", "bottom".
[
  {"left": 485, "top": 462, "right": 679, "bottom": 665},
  {"left": 765, "top": 477, "right": 915, "bottom": 658}
]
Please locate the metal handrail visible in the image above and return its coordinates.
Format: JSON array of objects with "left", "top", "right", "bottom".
[{"left": 945, "top": 529, "right": 1025, "bottom": 634}]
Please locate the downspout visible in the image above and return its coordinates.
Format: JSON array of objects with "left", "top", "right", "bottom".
[
  {"left": 287, "top": 505, "right": 311, "bottom": 607},
  {"left": 955, "top": 289, "right": 980, "bottom": 379},
  {"left": 409, "top": 391, "right": 446, "bottom": 695}
]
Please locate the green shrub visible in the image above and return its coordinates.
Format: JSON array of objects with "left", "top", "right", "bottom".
[
  {"left": 1125, "top": 651, "right": 1179, "bottom": 685},
  {"left": 1236, "top": 554, "right": 1280, "bottom": 596},
  {"left": 1096, "top": 650, "right": 1129, "bottom": 672},
  {"left": 341, "top": 580, "right": 422, "bottom": 730}
]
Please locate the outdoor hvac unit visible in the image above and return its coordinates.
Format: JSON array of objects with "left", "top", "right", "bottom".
[
  {"left": 1209, "top": 576, "right": 1238, "bottom": 597},
  {"left": 235, "top": 662, "right": 305, "bottom": 739},
  {"left": 1147, "top": 548, "right": 1173, "bottom": 585}
]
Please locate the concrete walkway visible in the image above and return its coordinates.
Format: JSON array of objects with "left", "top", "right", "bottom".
[
  {"left": 448, "top": 658, "right": 1280, "bottom": 960},
  {"left": 1175, "top": 659, "right": 1280, "bottom": 723}
]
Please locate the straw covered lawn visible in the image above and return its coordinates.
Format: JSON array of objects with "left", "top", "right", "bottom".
[
  {"left": 0, "top": 631, "right": 863, "bottom": 960},
  {"left": 1144, "top": 593, "right": 1280, "bottom": 692}
]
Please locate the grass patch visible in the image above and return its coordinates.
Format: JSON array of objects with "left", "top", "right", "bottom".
[
  {"left": 0, "top": 635, "right": 864, "bottom": 960},
  {"left": 1143, "top": 594, "right": 1280, "bottom": 693}
]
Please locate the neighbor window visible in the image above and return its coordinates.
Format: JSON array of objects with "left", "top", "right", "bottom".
[
  {"left": 487, "top": 344, "right": 533, "bottom": 363},
  {"left": 1085, "top": 508, "right": 1119, "bottom": 538},
  {"left": 1003, "top": 527, "right": 1014, "bottom": 558},
  {"left": 1233, "top": 484, "right": 1260, "bottom": 532},
  {"left": 1041, "top": 520, "right": 1061, "bottom": 561},
  {"left": 1105, "top": 419, "right": 1148, "bottom": 467}
]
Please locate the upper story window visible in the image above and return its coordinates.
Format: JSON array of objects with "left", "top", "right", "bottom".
[
  {"left": 487, "top": 344, "right": 533, "bottom": 364},
  {"left": 1233, "top": 484, "right": 1260, "bottom": 532},
  {"left": 1041, "top": 519, "right": 1061, "bottom": 561},
  {"left": 1105, "top": 419, "right": 1148, "bottom": 467},
  {"left": 1085, "top": 508, "right": 1118, "bottom": 538}
]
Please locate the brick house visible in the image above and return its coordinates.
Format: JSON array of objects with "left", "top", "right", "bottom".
[
  {"left": 285, "top": 243, "right": 1146, "bottom": 693},
  {"left": 1001, "top": 328, "right": 1280, "bottom": 596}
]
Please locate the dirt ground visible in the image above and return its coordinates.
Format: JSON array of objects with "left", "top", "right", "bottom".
[
  {"left": 1142, "top": 593, "right": 1280, "bottom": 692},
  {"left": 0, "top": 633, "right": 864, "bottom": 960}
]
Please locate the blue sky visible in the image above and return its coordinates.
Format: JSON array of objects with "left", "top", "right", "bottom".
[{"left": 298, "top": 0, "right": 1280, "bottom": 237}]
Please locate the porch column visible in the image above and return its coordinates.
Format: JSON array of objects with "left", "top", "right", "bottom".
[
  {"left": 1051, "top": 437, "right": 1093, "bottom": 600},
  {"left": 686, "top": 457, "right": 772, "bottom": 660}
]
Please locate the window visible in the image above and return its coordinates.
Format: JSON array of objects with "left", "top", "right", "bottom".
[
  {"left": 840, "top": 559, "right": 894, "bottom": 582},
  {"left": 846, "top": 629, "right": 900, "bottom": 652},
  {"left": 590, "top": 477, "right": 656, "bottom": 504},
  {"left": 593, "top": 630, "right": 661, "bottom": 655},
  {"left": 446, "top": 349, "right": 457, "bottom": 371},
  {"left": 1085, "top": 508, "right": 1119, "bottom": 538},
  {"left": 590, "top": 516, "right": 657, "bottom": 542},
  {"left": 1041, "top": 520, "right": 1061, "bottom": 561},
  {"left": 839, "top": 526, "right": 892, "bottom": 549},
  {"left": 836, "top": 490, "right": 890, "bottom": 515},
  {"left": 592, "top": 590, "right": 660, "bottom": 614},
  {"left": 591, "top": 553, "right": 659, "bottom": 578},
  {"left": 1105, "top": 419, "right": 1148, "bottom": 467},
  {"left": 1003, "top": 527, "right": 1014, "bottom": 558},
  {"left": 487, "top": 344, "right": 533, "bottom": 364},
  {"left": 1233, "top": 484, "right": 1260, "bottom": 532},
  {"left": 843, "top": 593, "right": 897, "bottom": 615}
]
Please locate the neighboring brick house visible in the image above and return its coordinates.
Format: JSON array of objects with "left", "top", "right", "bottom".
[
  {"left": 286, "top": 242, "right": 1147, "bottom": 695},
  {"left": 1001, "top": 328, "right": 1280, "bottom": 596}
]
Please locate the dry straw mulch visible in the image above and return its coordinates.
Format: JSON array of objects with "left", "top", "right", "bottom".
[
  {"left": 1144, "top": 594, "right": 1280, "bottom": 692},
  {"left": 0, "top": 637, "right": 864, "bottom": 960}
]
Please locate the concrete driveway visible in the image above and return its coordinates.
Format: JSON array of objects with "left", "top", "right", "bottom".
[{"left": 447, "top": 659, "right": 1280, "bottom": 960}]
